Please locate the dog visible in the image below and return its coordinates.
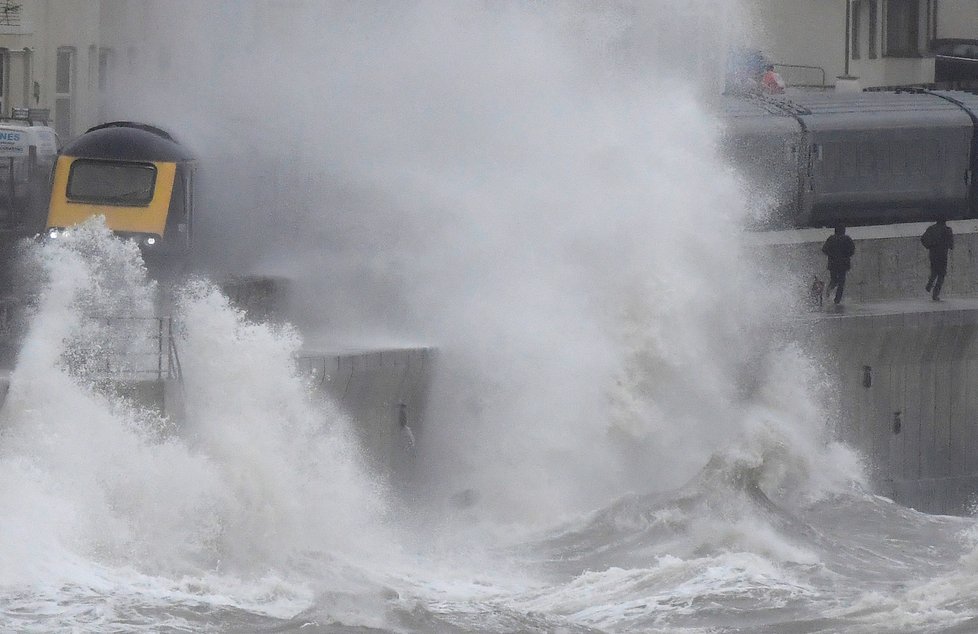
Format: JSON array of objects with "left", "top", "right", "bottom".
[{"left": 810, "top": 275, "right": 825, "bottom": 308}]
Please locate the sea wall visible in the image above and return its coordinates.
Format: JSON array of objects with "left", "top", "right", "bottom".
[
  {"left": 768, "top": 225, "right": 978, "bottom": 514},
  {"left": 797, "top": 305, "right": 978, "bottom": 515},
  {"left": 754, "top": 221, "right": 978, "bottom": 304},
  {"left": 297, "top": 347, "right": 434, "bottom": 481},
  {"left": 0, "top": 348, "right": 434, "bottom": 483}
]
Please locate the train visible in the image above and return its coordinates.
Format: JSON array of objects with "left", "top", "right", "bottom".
[
  {"left": 719, "top": 89, "right": 978, "bottom": 228},
  {"left": 44, "top": 121, "right": 196, "bottom": 268},
  {"left": 37, "top": 91, "right": 978, "bottom": 258}
]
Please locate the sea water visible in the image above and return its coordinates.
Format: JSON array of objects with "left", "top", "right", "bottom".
[{"left": 4, "top": 2, "right": 978, "bottom": 632}]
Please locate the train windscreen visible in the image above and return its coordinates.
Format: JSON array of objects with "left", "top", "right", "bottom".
[{"left": 67, "top": 160, "right": 157, "bottom": 206}]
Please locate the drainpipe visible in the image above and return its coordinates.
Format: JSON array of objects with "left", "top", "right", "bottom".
[
  {"left": 22, "top": 47, "right": 31, "bottom": 109},
  {"left": 837, "top": 0, "right": 861, "bottom": 91},
  {"left": 844, "top": 0, "right": 851, "bottom": 77}
]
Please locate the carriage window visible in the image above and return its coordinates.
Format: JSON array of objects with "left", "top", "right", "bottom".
[{"left": 67, "top": 160, "right": 157, "bottom": 206}]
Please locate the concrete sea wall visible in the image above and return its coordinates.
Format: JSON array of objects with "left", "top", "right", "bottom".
[
  {"left": 5, "top": 225, "right": 977, "bottom": 513},
  {"left": 798, "top": 304, "right": 978, "bottom": 514},
  {"left": 0, "top": 348, "right": 434, "bottom": 484},
  {"left": 755, "top": 220, "right": 978, "bottom": 304},
  {"left": 770, "top": 221, "right": 978, "bottom": 515},
  {"left": 297, "top": 347, "right": 434, "bottom": 481}
]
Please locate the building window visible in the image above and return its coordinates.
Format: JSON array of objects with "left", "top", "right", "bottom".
[
  {"left": 98, "top": 48, "right": 110, "bottom": 92},
  {"left": 869, "top": 1, "right": 879, "bottom": 59},
  {"left": 852, "top": 0, "right": 862, "bottom": 59},
  {"left": 885, "top": 0, "right": 920, "bottom": 57},
  {"left": 55, "top": 47, "right": 74, "bottom": 140},
  {"left": 55, "top": 49, "right": 71, "bottom": 93},
  {"left": 87, "top": 45, "right": 97, "bottom": 91}
]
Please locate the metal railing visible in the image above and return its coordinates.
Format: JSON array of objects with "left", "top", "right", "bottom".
[
  {"left": 865, "top": 79, "right": 978, "bottom": 92},
  {"left": 774, "top": 63, "right": 827, "bottom": 89},
  {"left": 296, "top": 354, "right": 330, "bottom": 387},
  {"left": 101, "top": 316, "right": 182, "bottom": 382}
]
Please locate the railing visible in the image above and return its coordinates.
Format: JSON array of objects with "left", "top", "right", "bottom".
[
  {"left": 0, "top": 309, "right": 183, "bottom": 384},
  {"left": 295, "top": 354, "right": 330, "bottom": 387},
  {"left": 865, "top": 79, "right": 978, "bottom": 92},
  {"left": 101, "top": 316, "right": 182, "bottom": 382},
  {"left": 774, "top": 63, "right": 827, "bottom": 89}
]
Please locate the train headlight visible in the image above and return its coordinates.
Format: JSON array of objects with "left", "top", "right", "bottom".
[
  {"left": 142, "top": 235, "right": 159, "bottom": 247},
  {"left": 47, "top": 227, "right": 67, "bottom": 239}
]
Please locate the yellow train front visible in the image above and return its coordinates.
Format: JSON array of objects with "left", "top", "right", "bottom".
[{"left": 45, "top": 121, "right": 196, "bottom": 270}]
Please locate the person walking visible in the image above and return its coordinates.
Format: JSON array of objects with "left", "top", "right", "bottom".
[
  {"left": 822, "top": 224, "right": 855, "bottom": 305},
  {"left": 921, "top": 219, "right": 954, "bottom": 301}
]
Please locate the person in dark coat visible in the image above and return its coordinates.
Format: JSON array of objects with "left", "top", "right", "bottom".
[
  {"left": 921, "top": 219, "right": 954, "bottom": 301},
  {"left": 821, "top": 224, "right": 855, "bottom": 305}
]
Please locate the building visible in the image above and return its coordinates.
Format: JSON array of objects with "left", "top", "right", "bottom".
[
  {"left": 749, "top": 0, "right": 978, "bottom": 90},
  {"left": 0, "top": 0, "right": 974, "bottom": 145},
  {"left": 0, "top": 1, "right": 107, "bottom": 141}
]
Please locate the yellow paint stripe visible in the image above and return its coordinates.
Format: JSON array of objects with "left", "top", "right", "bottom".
[{"left": 46, "top": 156, "right": 176, "bottom": 235}]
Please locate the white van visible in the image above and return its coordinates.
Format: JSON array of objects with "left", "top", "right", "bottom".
[
  {"left": 0, "top": 123, "right": 59, "bottom": 226},
  {"left": 0, "top": 123, "right": 58, "bottom": 172}
]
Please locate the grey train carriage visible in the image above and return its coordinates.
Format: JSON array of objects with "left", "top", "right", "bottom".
[{"left": 719, "top": 89, "right": 978, "bottom": 228}]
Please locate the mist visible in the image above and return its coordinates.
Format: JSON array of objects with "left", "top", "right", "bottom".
[{"left": 95, "top": 1, "right": 844, "bottom": 526}]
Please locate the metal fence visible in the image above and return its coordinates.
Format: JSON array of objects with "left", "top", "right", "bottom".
[
  {"left": 296, "top": 354, "right": 331, "bottom": 387},
  {"left": 101, "top": 316, "right": 182, "bottom": 382},
  {"left": 774, "top": 63, "right": 827, "bottom": 89}
]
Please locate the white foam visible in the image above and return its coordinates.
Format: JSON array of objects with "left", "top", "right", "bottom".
[{"left": 0, "top": 223, "right": 403, "bottom": 629}]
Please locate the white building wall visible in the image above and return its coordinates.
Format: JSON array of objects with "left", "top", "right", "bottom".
[
  {"left": 0, "top": 0, "right": 971, "bottom": 137},
  {"left": 748, "top": 0, "right": 965, "bottom": 90},
  {"left": 748, "top": 0, "right": 848, "bottom": 87},
  {"left": 936, "top": 0, "right": 978, "bottom": 39},
  {"left": 42, "top": 1, "right": 101, "bottom": 139},
  {"left": 0, "top": 1, "right": 45, "bottom": 117},
  {"left": 0, "top": 0, "right": 103, "bottom": 140}
]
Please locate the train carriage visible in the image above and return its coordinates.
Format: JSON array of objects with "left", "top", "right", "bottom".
[
  {"left": 720, "top": 89, "right": 978, "bottom": 228},
  {"left": 45, "top": 121, "right": 196, "bottom": 267}
]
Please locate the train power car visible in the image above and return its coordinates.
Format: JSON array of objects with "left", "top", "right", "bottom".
[
  {"left": 719, "top": 89, "right": 978, "bottom": 228},
  {"left": 44, "top": 121, "right": 196, "bottom": 268}
]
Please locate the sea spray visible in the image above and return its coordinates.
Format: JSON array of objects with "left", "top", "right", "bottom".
[
  {"left": 0, "top": 226, "right": 400, "bottom": 627},
  {"left": 174, "top": 278, "right": 392, "bottom": 569},
  {"left": 0, "top": 220, "right": 195, "bottom": 582},
  {"left": 96, "top": 1, "right": 774, "bottom": 525},
  {"left": 0, "top": 3, "right": 946, "bottom": 631}
]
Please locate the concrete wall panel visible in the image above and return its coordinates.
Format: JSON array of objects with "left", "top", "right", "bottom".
[
  {"left": 0, "top": 348, "right": 437, "bottom": 482},
  {"left": 301, "top": 347, "right": 434, "bottom": 480},
  {"left": 347, "top": 369, "right": 400, "bottom": 470},
  {"left": 760, "top": 229, "right": 978, "bottom": 305},
  {"left": 902, "top": 361, "right": 921, "bottom": 479},
  {"left": 918, "top": 354, "right": 937, "bottom": 485},
  {"left": 807, "top": 304, "right": 978, "bottom": 514},
  {"left": 961, "top": 357, "right": 978, "bottom": 476}
]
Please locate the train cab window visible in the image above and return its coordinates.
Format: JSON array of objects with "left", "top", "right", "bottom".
[{"left": 67, "top": 160, "right": 157, "bottom": 206}]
